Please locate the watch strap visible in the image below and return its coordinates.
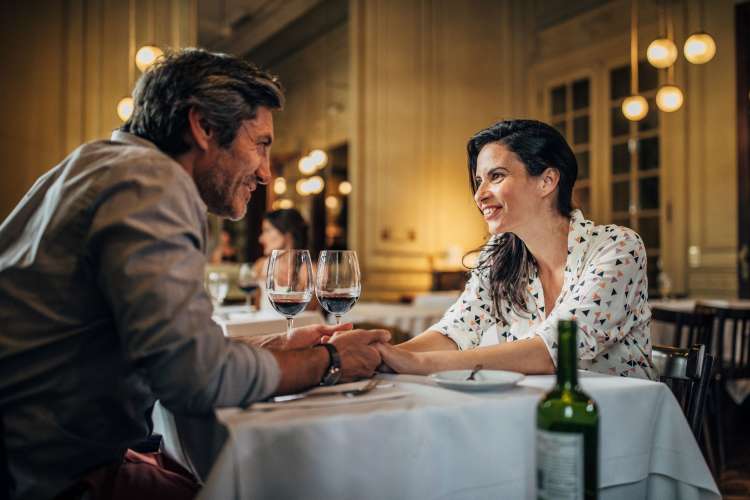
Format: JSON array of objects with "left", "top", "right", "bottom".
[{"left": 319, "top": 342, "right": 342, "bottom": 386}]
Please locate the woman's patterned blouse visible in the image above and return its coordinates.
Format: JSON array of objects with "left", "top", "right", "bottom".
[{"left": 430, "top": 210, "right": 656, "bottom": 380}]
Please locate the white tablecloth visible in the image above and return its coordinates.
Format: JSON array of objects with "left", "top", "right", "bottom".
[
  {"left": 163, "top": 372, "right": 719, "bottom": 500},
  {"left": 212, "top": 306, "right": 323, "bottom": 337}
]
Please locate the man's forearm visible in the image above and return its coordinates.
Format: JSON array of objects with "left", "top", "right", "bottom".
[
  {"left": 270, "top": 346, "right": 329, "bottom": 395},
  {"left": 233, "top": 333, "right": 286, "bottom": 350}
]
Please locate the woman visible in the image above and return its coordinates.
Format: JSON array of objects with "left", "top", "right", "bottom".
[
  {"left": 377, "top": 120, "right": 655, "bottom": 379},
  {"left": 253, "top": 208, "right": 310, "bottom": 279}
]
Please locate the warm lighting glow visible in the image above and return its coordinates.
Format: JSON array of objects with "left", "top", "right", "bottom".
[
  {"left": 117, "top": 96, "right": 134, "bottom": 122},
  {"left": 296, "top": 179, "right": 310, "bottom": 196},
  {"left": 308, "top": 176, "right": 325, "bottom": 194},
  {"left": 309, "top": 149, "right": 328, "bottom": 169},
  {"left": 273, "top": 177, "right": 287, "bottom": 195},
  {"left": 683, "top": 32, "right": 716, "bottom": 64},
  {"left": 135, "top": 45, "right": 164, "bottom": 72},
  {"left": 622, "top": 95, "right": 649, "bottom": 121},
  {"left": 656, "top": 85, "right": 684, "bottom": 112},
  {"left": 646, "top": 38, "right": 678, "bottom": 68},
  {"left": 325, "top": 195, "right": 339, "bottom": 210},
  {"left": 298, "top": 156, "right": 317, "bottom": 175},
  {"left": 338, "top": 181, "right": 352, "bottom": 195},
  {"left": 272, "top": 199, "right": 294, "bottom": 210}
]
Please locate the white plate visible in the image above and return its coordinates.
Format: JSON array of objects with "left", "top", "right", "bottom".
[{"left": 429, "top": 370, "right": 525, "bottom": 391}]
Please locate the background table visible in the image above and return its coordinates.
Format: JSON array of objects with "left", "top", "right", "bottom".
[
  {"left": 212, "top": 306, "right": 322, "bottom": 337},
  {"left": 163, "top": 372, "right": 720, "bottom": 500}
]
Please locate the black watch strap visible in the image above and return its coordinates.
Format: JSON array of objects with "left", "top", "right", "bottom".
[{"left": 319, "top": 343, "right": 342, "bottom": 386}]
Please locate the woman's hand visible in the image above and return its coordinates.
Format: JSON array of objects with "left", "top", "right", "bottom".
[
  {"left": 284, "top": 322, "right": 355, "bottom": 350},
  {"left": 374, "top": 343, "right": 429, "bottom": 375}
]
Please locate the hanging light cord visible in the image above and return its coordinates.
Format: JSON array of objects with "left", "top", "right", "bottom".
[
  {"left": 630, "top": 0, "right": 639, "bottom": 95},
  {"left": 666, "top": 0, "right": 675, "bottom": 83}
]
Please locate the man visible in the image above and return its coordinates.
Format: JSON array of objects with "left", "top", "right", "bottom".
[{"left": 0, "top": 49, "right": 388, "bottom": 500}]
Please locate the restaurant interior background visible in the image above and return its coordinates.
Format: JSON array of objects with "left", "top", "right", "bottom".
[{"left": 0, "top": 0, "right": 747, "bottom": 304}]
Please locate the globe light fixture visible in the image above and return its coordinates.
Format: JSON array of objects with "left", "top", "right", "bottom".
[
  {"left": 296, "top": 179, "right": 309, "bottom": 196},
  {"left": 309, "top": 149, "right": 328, "bottom": 169},
  {"left": 308, "top": 176, "right": 325, "bottom": 195},
  {"left": 298, "top": 156, "right": 317, "bottom": 175},
  {"left": 116, "top": 96, "right": 134, "bottom": 122},
  {"left": 135, "top": 45, "right": 164, "bottom": 72},
  {"left": 646, "top": 38, "right": 678, "bottom": 68},
  {"left": 325, "top": 195, "right": 339, "bottom": 210},
  {"left": 655, "top": 84, "right": 684, "bottom": 112},
  {"left": 622, "top": 95, "right": 649, "bottom": 121},
  {"left": 273, "top": 177, "right": 287, "bottom": 195},
  {"left": 683, "top": 32, "right": 716, "bottom": 64},
  {"left": 338, "top": 181, "right": 352, "bottom": 195}
]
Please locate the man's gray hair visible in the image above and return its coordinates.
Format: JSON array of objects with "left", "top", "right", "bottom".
[{"left": 123, "top": 48, "right": 284, "bottom": 156}]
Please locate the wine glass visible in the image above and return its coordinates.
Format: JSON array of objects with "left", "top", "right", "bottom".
[
  {"left": 238, "top": 263, "right": 260, "bottom": 311},
  {"left": 316, "top": 250, "right": 361, "bottom": 325},
  {"left": 266, "top": 249, "right": 314, "bottom": 336},
  {"left": 206, "top": 271, "right": 229, "bottom": 308}
]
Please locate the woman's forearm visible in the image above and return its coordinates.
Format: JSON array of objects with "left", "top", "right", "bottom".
[
  {"left": 397, "top": 330, "right": 459, "bottom": 352},
  {"left": 413, "top": 336, "right": 555, "bottom": 375}
]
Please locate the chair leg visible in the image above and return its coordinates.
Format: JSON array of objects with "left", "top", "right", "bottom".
[
  {"left": 702, "top": 417, "right": 718, "bottom": 476},
  {"left": 712, "top": 382, "right": 726, "bottom": 472}
]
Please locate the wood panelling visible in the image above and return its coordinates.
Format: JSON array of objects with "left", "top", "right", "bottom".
[
  {"left": 351, "top": 0, "right": 533, "bottom": 299},
  {"left": 0, "top": 0, "right": 196, "bottom": 220}
]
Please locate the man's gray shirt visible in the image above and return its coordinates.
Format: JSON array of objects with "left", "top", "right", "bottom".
[{"left": 0, "top": 131, "right": 281, "bottom": 500}]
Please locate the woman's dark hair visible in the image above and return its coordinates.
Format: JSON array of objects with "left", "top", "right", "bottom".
[
  {"left": 467, "top": 119, "right": 578, "bottom": 326},
  {"left": 122, "top": 48, "right": 284, "bottom": 156},
  {"left": 265, "top": 209, "right": 309, "bottom": 249}
]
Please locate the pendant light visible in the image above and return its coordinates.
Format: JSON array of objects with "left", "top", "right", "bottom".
[
  {"left": 684, "top": 0, "right": 716, "bottom": 64},
  {"left": 623, "top": 0, "right": 648, "bottom": 121},
  {"left": 647, "top": 0, "right": 677, "bottom": 69},
  {"left": 656, "top": 3, "right": 683, "bottom": 112}
]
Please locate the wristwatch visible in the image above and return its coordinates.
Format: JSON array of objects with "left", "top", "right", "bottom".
[{"left": 319, "top": 343, "right": 342, "bottom": 386}]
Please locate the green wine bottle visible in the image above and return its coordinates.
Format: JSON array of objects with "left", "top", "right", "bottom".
[{"left": 536, "top": 319, "right": 599, "bottom": 500}]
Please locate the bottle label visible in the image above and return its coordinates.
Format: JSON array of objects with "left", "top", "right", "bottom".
[{"left": 536, "top": 429, "right": 584, "bottom": 500}]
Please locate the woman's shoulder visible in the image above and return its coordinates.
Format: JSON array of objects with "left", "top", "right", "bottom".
[{"left": 587, "top": 219, "right": 646, "bottom": 258}]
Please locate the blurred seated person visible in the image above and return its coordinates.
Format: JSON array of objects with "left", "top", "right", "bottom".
[
  {"left": 253, "top": 208, "right": 310, "bottom": 279},
  {"left": 376, "top": 119, "right": 656, "bottom": 380},
  {"left": 209, "top": 229, "right": 238, "bottom": 264}
]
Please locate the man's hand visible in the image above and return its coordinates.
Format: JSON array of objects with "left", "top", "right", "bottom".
[
  {"left": 329, "top": 329, "right": 391, "bottom": 381},
  {"left": 283, "top": 322, "right": 355, "bottom": 350}
]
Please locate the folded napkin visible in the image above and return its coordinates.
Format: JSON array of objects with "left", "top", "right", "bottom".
[{"left": 250, "top": 380, "right": 408, "bottom": 410}]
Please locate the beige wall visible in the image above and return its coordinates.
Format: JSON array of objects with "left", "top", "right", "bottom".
[
  {"left": 350, "top": 0, "right": 534, "bottom": 300},
  {"left": 0, "top": 0, "right": 196, "bottom": 220}
]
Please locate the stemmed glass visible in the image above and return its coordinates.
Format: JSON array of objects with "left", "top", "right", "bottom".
[
  {"left": 238, "top": 263, "right": 260, "bottom": 312},
  {"left": 206, "top": 271, "right": 229, "bottom": 308},
  {"left": 266, "top": 249, "right": 314, "bottom": 336},
  {"left": 316, "top": 250, "right": 361, "bottom": 325}
]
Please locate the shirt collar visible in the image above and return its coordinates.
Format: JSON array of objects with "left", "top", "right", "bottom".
[
  {"left": 110, "top": 130, "right": 162, "bottom": 151},
  {"left": 109, "top": 130, "right": 208, "bottom": 214}
]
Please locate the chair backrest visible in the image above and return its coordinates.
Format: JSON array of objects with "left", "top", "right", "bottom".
[
  {"left": 651, "top": 307, "right": 716, "bottom": 350},
  {"left": 702, "top": 305, "right": 750, "bottom": 379},
  {"left": 652, "top": 344, "right": 714, "bottom": 440}
]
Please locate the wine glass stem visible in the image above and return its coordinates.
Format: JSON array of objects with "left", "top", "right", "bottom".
[
  {"left": 246, "top": 294, "right": 253, "bottom": 310},
  {"left": 286, "top": 317, "right": 294, "bottom": 336},
  {"left": 335, "top": 315, "right": 342, "bottom": 326}
]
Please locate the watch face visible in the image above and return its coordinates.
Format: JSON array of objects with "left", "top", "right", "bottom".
[{"left": 322, "top": 367, "right": 342, "bottom": 386}]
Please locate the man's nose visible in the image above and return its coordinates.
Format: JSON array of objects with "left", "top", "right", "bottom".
[{"left": 257, "top": 157, "right": 272, "bottom": 185}]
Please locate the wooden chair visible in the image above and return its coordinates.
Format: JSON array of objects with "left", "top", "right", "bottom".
[
  {"left": 651, "top": 307, "right": 716, "bottom": 350},
  {"left": 652, "top": 344, "right": 715, "bottom": 442}
]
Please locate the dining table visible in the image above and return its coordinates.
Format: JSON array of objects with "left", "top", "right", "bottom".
[
  {"left": 212, "top": 305, "right": 323, "bottom": 337},
  {"left": 155, "top": 370, "right": 720, "bottom": 500}
]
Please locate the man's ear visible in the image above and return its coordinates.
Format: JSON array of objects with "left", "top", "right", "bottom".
[
  {"left": 187, "top": 108, "right": 213, "bottom": 152},
  {"left": 539, "top": 167, "right": 561, "bottom": 197}
]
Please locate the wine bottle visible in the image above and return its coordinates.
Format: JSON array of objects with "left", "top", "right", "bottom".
[{"left": 536, "top": 319, "right": 599, "bottom": 500}]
